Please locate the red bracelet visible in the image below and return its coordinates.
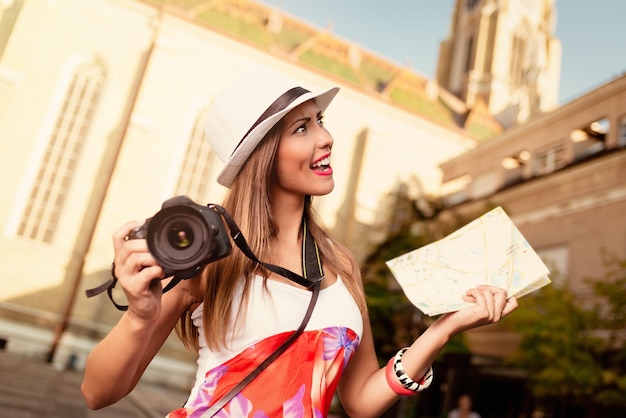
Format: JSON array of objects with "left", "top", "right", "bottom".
[{"left": 385, "top": 358, "right": 415, "bottom": 396}]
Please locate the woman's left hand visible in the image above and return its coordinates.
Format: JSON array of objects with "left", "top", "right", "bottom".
[{"left": 440, "top": 285, "right": 518, "bottom": 333}]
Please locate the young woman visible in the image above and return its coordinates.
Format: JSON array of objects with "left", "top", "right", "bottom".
[{"left": 81, "top": 69, "right": 518, "bottom": 417}]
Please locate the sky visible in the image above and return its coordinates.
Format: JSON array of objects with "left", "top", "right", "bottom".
[{"left": 260, "top": 0, "right": 626, "bottom": 105}]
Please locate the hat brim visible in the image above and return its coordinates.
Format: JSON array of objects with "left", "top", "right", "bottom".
[{"left": 217, "top": 86, "right": 340, "bottom": 187}]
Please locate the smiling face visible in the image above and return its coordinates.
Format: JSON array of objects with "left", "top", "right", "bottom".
[{"left": 270, "top": 99, "right": 335, "bottom": 202}]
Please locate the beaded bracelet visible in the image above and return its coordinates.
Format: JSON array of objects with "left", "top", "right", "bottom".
[{"left": 385, "top": 347, "right": 434, "bottom": 395}]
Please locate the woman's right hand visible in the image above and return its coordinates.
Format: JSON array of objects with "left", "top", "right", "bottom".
[
  {"left": 83, "top": 221, "right": 192, "bottom": 410},
  {"left": 112, "top": 221, "right": 166, "bottom": 325}
]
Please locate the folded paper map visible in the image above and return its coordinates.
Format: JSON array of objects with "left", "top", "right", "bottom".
[{"left": 386, "top": 206, "right": 551, "bottom": 316}]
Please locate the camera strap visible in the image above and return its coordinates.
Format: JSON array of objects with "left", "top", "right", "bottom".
[
  {"left": 86, "top": 203, "right": 324, "bottom": 415},
  {"left": 203, "top": 205, "right": 323, "bottom": 416},
  {"left": 86, "top": 205, "right": 324, "bottom": 309},
  {"left": 212, "top": 204, "right": 324, "bottom": 288},
  {"left": 205, "top": 284, "right": 320, "bottom": 416}
]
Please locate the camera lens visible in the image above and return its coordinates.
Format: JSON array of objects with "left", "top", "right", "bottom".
[
  {"left": 167, "top": 224, "right": 194, "bottom": 250},
  {"left": 146, "top": 205, "right": 214, "bottom": 272}
]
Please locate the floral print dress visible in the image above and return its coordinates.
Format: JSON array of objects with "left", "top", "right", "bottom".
[{"left": 167, "top": 276, "right": 363, "bottom": 418}]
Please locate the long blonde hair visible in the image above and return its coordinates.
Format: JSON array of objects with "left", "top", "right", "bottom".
[{"left": 177, "top": 116, "right": 366, "bottom": 351}]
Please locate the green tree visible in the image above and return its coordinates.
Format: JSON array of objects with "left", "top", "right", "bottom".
[
  {"left": 358, "top": 180, "right": 491, "bottom": 417},
  {"left": 361, "top": 179, "right": 444, "bottom": 360},
  {"left": 504, "top": 253, "right": 626, "bottom": 416},
  {"left": 504, "top": 283, "right": 603, "bottom": 399},
  {"left": 586, "top": 252, "right": 626, "bottom": 408}
]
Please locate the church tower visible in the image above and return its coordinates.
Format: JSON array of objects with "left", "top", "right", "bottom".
[{"left": 436, "top": 0, "right": 562, "bottom": 128}]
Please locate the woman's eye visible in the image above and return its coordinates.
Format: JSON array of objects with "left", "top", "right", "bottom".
[
  {"left": 317, "top": 115, "right": 325, "bottom": 125},
  {"left": 294, "top": 124, "right": 307, "bottom": 134}
]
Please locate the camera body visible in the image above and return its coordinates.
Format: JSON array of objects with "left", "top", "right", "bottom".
[{"left": 129, "top": 195, "right": 232, "bottom": 278}]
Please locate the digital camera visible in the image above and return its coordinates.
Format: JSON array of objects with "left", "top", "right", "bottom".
[{"left": 128, "top": 195, "right": 232, "bottom": 278}]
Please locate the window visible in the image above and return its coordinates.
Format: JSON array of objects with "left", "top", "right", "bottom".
[
  {"left": 17, "top": 59, "right": 105, "bottom": 243},
  {"left": 501, "top": 150, "right": 530, "bottom": 187},
  {"left": 174, "top": 106, "right": 217, "bottom": 203},
  {"left": 533, "top": 143, "right": 566, "bottom": 176},
  {"left": 570, "top": 117, "right": 608, "bottom": 161},
  {"left": 509, "top": 34, "right": 527, "bottom": 87},
  {"left": 536, "top": 246, "right": 569, "bottom": 287},
  {"left": 465, "top": 35, "right": 475, "bottom": 74},
  {"left": 441, "top": 174, "right": 471, "bottom": 206},
  {"left": 470, "top": 171, "right": 500, "bottom": 199},
  {"left": 619, "top": 116, "right": 626, "bottom": 148}
]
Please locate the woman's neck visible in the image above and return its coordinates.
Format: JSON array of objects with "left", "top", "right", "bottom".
[{"left": 271, "top": 193, "right": 306, "bottom": 244}]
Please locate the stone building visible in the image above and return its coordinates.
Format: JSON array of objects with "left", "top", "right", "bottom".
[
  {"left": 0, "top": 0, "right": 479, "bottom": 386},
  {"left": 440, "top": 74, "right": 626, "bottom": 357},
  {"left": 4, "top": 0, "right": 606, "bottom": 404},
  {"left": 437, "top": 0, "right": 561, "bottom": 128}
]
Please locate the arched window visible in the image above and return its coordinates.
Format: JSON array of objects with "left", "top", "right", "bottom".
[
  {"left": 17, "top": 59, "right": 105, "bottom": 243},
  {"left": 174, "top": 106, "right": 217, "bottom": 203},
  {"left": 509, "top": 23, "right": 530, "bottom": 87},
  {"left": 510, "top": 35, "right": 526, "bottom": 86},
  {"left": 465, "top": 34, "right": 475, "bottom": 74}
]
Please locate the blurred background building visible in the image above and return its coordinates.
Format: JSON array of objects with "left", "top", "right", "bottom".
[
  {"left": 439, "top": 74, "right": 626, "bottom": 355},
  {"left": 437, "top": 0, "right": 561, "bottom": 128},
  {"left": 1, "top": 0, "right": 624, "bottom": 401}
]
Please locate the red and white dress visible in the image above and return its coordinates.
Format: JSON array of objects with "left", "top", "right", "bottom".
[{"left": 167, "top": 275, "right": 363, "bottom": 418}]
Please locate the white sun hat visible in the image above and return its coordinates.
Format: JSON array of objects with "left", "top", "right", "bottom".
[{"left": 205, "top": 68, "right": 339, "bottom": 188}]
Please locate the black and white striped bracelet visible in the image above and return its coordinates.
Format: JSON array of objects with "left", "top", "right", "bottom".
[{"left": 392, "top": 347, "right": 434, "bottom": 392}]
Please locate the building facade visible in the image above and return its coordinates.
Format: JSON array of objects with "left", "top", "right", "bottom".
[
  {"left": 439, "top": 74, "right": 626, "bottom": 356},
  {"left": 437, "top": 0, "right": 562, "bottom": 128},
  {"left": 0, "top": 0, "right": 475, "bottom": 386}
]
